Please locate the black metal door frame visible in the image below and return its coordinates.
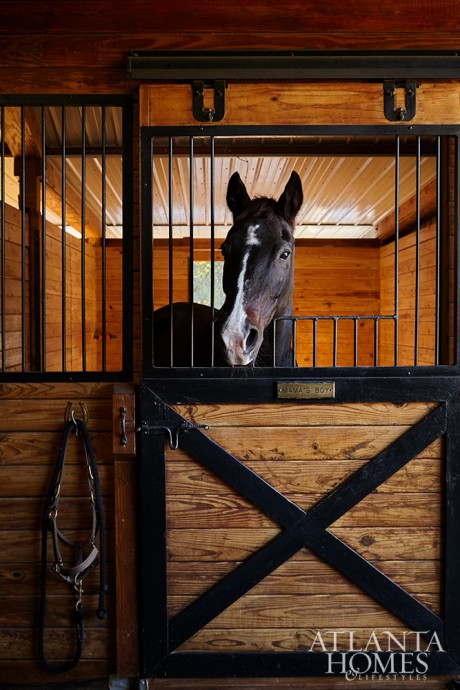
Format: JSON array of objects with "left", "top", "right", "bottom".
[
  {"left": 138, "top": 376, "right": 460, "bottom": 681},
  {"left": 139, "top": 113, "right": 460, "bottom": 681}
]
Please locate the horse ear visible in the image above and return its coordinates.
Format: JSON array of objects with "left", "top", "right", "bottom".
[
  {"left": 226, "top": 172, "right": 251, "bottom": 219},
  {"left": 277, "top": 171, "right": 303, "bottom": 226}
]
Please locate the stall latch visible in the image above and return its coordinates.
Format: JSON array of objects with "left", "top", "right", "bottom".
[{"left": 138, "top": 420, "right": 209, "bottom": 450}]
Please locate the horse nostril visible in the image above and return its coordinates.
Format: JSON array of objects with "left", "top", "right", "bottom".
[{"left": 245, "top": 326, "right": 259, "bottom": 353}]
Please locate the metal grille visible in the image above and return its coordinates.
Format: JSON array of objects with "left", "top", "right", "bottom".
[
  {"left": 143, "top": 127, "right": 459, "bottom": 374},
  {"left": 0, "top": 96, "right": 133, "bottom": 380}
]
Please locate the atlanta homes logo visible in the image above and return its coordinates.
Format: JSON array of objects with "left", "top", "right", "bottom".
[{"left": 309, "top": 630, "right": 443, "bottom": 681}]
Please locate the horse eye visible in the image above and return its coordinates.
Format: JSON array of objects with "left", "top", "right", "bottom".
[{"left": 279, "top": 249, "right": 291, "bottom": 261}]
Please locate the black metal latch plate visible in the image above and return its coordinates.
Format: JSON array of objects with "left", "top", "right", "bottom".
[
  {"left": 192, "top": 80, "right": 226, "bottom": 122},
  {"left": 384, "top": 80, "right": 417, "bottom": 122}
]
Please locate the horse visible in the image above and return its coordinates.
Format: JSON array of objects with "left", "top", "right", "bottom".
[{"left": 152, "top": 170, "right": 303, "bottom": 367}]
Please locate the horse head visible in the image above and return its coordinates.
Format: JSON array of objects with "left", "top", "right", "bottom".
[{"left": 219, "top": 171, "right": 303, "bottom": 366}]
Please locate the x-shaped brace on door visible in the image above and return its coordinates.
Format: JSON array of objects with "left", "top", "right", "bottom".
[{"left": 162, "top": 403, "right": 447, "bottom": 652}]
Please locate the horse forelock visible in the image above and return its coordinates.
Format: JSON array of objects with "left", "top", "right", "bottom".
[
  {"left": 235, "top": 197, "right": 280, "bottom": 224},
  {"left": 233, "top": 199, "right": 294, "bottom": 249}
]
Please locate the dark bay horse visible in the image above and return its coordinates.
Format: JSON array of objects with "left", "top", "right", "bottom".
[{"left": 153, "top": 170, "right": 303, "bottom": 367}]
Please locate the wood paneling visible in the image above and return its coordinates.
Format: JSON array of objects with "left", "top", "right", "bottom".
[
  {"left": 294, "top": 241, "right": 380, "bottom": 365},
  {"left": 1, "top": 1, "right": 458, "bottom": 37},
  {"left": 0, "top": 204, "right": 30, "bottom": 370},
  {"left": 0, "top": 383, "right": 115, "bottom": 683},
  {"left": 379, "top": 223, "right": 438, "bottom": 366},
  {"left": 142, "top": 82, "right": 460, "bottom": 128}
]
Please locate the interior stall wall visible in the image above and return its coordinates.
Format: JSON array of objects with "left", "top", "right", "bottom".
[
  {"left": 293, "top": 241, "right": 380, "bottom": 367},
  {"left": 379, "top": 223, "right": 437, "bottom": 367},
  {"left": 44, "top": 222, "right": 100, "bottom": 373},
  {"left": 105, "top": 241, "right": 124, "bottom": 373},
  {"left": 0, "top": 203, "right": 30, "bottom": 370},
  {"left": 1, "top": 209, "right": 124, "bottom": 374}
]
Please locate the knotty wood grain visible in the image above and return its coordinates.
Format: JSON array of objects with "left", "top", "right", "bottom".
[{"left": 144, "top": 82, "right": 460, "bottom": 128}]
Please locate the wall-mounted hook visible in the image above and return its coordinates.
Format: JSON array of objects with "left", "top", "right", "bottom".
[{"left": 64, "top": 401, "right": 89, "bottom": 426}]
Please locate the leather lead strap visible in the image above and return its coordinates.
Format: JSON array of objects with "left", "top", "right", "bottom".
[{"left": 38, "top": 418, "right": 107, "bottom": 673}]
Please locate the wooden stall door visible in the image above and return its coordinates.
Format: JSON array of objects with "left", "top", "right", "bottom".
[{"left": 138, "top": 380, "right": 460, "bottom": 687}]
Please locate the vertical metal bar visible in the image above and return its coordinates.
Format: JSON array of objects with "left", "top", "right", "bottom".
[
  {"left": 41, "top": 106, "right": 47, "bottom": 372},
  {"left": 333, "top": 317, "right": 338, "bottom": 367},
  {"left": 20, "top": 106, "right": 26, "bottom": 370},
  {"left": 353, "top": 318, "right": 358, "bottom": 367},
  {"left": 168, "top": 136, "right": 174, "bottom": 366},
  {"left": 120, "top": 100, "right": 133, "bottom": 377},
  {"left": 454, "top": 135, "right": 460, "bottom": 367},
  {"left": 61, "top": 105, "right": 67, "bottom": 372},
  {"left": 312, "top": 318, "right": 317, "bottom": 367},
  {"left": 81, "top": 105, "right": 87, "bottom": 371},
  {"left": 435, "top": 135, "right": 441, "bottom": 365},
  {"left": 1, "top": 106, "right": 5, "bottom": 372},
  {"left": 101, "top": 104, "right": 107, "bottom": 371},
  {"left": 210, "top": 136, "right": 215, "bottom": 366},
  {"left": 141, "top": 131, "right": 154, "bottom": 372},
  {"left": 394, "top": 136, "right": 400, "bottom": 366},
  {"left": 292, "top": 318, "right": 297, "bottom": 367},
  {"left": 414, "top": 136, "right": 421, "bottom": 366},
  {"left": 189, "top": 136, "right": 195, "bottom": 366},
  {"left": 374, "top": 318, "right": 379, "bottom": 366}
]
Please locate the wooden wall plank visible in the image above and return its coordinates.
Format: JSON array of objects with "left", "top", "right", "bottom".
[
  {"left": 166, "top": 458, "right": 442, "bottom": 495},
  {"left": 167, "top": 558, "right": 441, "bottom": 598},
  {"left": 166, "top": 493, "right": 441, "bottom": 529},
  {"left": 143, "top": 82, "right": 460, "bottom": 128},
  {"left": 1, "top": 1, "right": 458, "bottom": 37},
  {"left": 168, "top": 592, "right": 438, "bottom": 627},
  {"left": 167, "top": 527, "right": 440, "bottom": 562},
  {"left": 174, "top": 401, "right": 437, "bottom": 427},
  {"left": 168, "top": 425, "right": 441, "bottom": 461}
]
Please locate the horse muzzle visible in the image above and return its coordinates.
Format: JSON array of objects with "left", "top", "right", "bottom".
[{"left": 221, "top": 319, "right": 262, "bottom": 366}]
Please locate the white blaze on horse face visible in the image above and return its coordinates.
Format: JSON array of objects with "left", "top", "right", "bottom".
[{"left": 221, "top": 224, "right": 260, "bottom": 365}]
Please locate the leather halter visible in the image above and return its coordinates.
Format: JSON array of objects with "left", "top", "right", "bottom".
[{"left": 38, "top": 416, "right": 107, "bottom": 673}]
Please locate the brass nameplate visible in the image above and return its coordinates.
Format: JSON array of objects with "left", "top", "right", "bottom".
[{"left": 277, "top": 381, "right": 335, "bottom": 399}]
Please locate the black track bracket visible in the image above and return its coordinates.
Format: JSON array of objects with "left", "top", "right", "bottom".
[
  {"left": 192, "top": 80, "right": 226, "bottom": 122},
  {"left": 384, "top": 79, "right": 417, "bottom": 122}
]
